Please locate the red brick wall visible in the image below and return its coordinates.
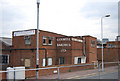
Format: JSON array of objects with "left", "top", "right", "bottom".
[
  {"left": 10, "top": 30, "right": 97, "bottom": 68},
  {"left": 11, "top": 30, "right": 65, "bottom": 67},
  {"left": 97, "top": 48, "right": 119, "bottom": 62},
  {"left": 2, "top": 64, "right": 93, "bottom": 79},
  {"left": 83, "top": 36, "right": 97, "bottom": 63},
  {"left": 56, "top": 37, "right": 84, "bottom": 65},
  {"left": 10, "top": 50, "right": 36, "bottom": 67},
  {"left": 0, "top": 72, "right": 6, "bottom": 79},
  {"left": 56, "top": 37, "right": 72, "bottom": 64},
  {"left": 25, "top": 64, "right": 94, "bottom": 78}
]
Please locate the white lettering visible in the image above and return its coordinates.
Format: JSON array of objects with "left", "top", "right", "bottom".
[
  {"left": 57, "top": 44, "right": 71, "bottom": 47},
  {"left": 72, "top": 38, "right": 83, "bottom": 42},
  {"left": 57, "top": 38, "right": 71, "bottom": 41}
]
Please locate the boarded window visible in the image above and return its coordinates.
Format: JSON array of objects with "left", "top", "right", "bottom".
[
  {"left": 42, "top": 58, "right": 46, "bottom": 66},
  {"left": 48, "top": 58, "right": 52, "bottom": 66},
  {"left": 25, "top": 59, "right": 31, "bottom": 67}
]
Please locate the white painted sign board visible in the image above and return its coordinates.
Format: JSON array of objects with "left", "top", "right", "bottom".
[{"left": 14, "top": 30, "right": 35, "bottom": 36}]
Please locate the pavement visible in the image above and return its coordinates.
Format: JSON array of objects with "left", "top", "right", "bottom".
[{"left": 37, "top": 66, "right": 118, "bottom": 79}]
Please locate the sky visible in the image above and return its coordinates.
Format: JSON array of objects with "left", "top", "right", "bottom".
[{"left": 0, "top": 0, "right": 119, "bottom": 41}]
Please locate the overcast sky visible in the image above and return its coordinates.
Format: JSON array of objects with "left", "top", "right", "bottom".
[{"left": 0, "top": 0, "right": 119, "bottom": 41}]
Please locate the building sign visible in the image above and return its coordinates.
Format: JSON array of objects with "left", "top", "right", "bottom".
[
  {"left": 61, "top": 49, "right": 67, "bottom": 52},
  {"left": 72, "top": 38, "right": 83, "bottom": 42},
  {"left": 57, "top": 37, "right": 83, "bottom": 42},
  {"left": 57, "top": 38, "right": 71, "bottom": 41},
  {"left": 57, "top": 44, "right": 71, "bottom": 47},
  {"left": 14, "top": 30, "right": 35, "bottom": 36}
]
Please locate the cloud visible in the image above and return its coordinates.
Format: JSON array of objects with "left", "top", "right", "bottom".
[
  {"left": 80, "top": 1, "right": 118, "bottom": 40},
  {"left": 1, "top": 0, "right": 37, "bottom": 37},
  {"left": 81, "top": 2, "right": 117, "bottom": 19},
  {"left": 0, "top": 0, "right": 118, "bottom": 41}
]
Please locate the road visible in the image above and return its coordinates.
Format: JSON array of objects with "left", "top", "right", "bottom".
[
  {"left": 32, "top": 66, "right": 119, "bottom": 80},
  {"left": 76, "top": 71, "right": 119, "bottom": 79}
]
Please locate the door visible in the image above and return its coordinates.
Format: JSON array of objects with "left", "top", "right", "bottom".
[
  {"left": 78, "top": 58, "right": 81, "bottom": 64},
  {"left": 59, "top": 57, "right": 64, "bottom": 64}
]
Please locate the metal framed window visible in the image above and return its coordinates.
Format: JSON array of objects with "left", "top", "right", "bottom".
[
  {"left": 74, "top": 56, "right": 86, "bottom": 64},
  {"left": 43, "top": 36, "right": 47, "bottom": 45},
  {"left": 24, "top": 36, "right": 31, "bottom": 45},
  {"left": 59, "top": 57, "right": 64, "bottom": 65},
  {"left": 48, "top": 37, "right": 53, "bottom": 45},
  {"left": 78, "top": 58, "right": 81, "bottom": 64},
  {"left": 107, "top": 44, "right": 116, "bottom": 48},
  {"left": 91, "top": 40, "right": 96, "bottom": 47},
  {"left": 0, "top": 54, "right": 9, "bottom": 65}
]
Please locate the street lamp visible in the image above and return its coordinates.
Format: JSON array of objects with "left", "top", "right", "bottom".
[
  {"left": 36, "top": 0, "right": 40, "bottom": 79},
  {"left": 101, "top": 14, "right": 110, "bottom": 71}
]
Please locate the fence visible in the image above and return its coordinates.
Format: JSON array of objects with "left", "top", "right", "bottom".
[{"left": 0, "top": 61, "right": 119, "bottom": 80}]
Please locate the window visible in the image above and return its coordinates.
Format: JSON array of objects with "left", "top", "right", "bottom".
[
  {"left": 78, "top": 58, "right": 81, "bottom": 64},
  {"left": 0, "top": 55, "right": 9, "bottom": 64},
  {"left": 91, "top": 40, "right": 96, "bottom": 47},
  {"left": 74, "top": 57, "right": 78, "bottom": 64},
  {"left": 25, "top": 59, "right": 31, "bottom": 67},
  {"left": 24, "top": 36, "right": 31, "bottom": 45},
  {"left": 74, "top": 57, "right": 86, "bottom": 64},
  {"left": 81, "top": 57, "right": 86, "bottom": 63},
  {"left": 42, "top": 58, "right": 46, "bottom": 66},
  {"left": 74, "top": 57, "right": 81, "bottom": 64},
  {"left": 48, "top": 37, "right": 53, "bottom": 45},
  {"left": 59, "top": 57, "right": 64, "bottom": 65},
  {"left": 107, "top": 44, "right": 116, "bottom": 48},
  {"left": 48, "top": 58, "right": 52, "bottom": 66},
  {"left": 43, "top": 36, "right": 47, "bottom": 45}
]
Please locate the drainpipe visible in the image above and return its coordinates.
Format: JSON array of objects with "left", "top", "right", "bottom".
[
  {"left": 44, "top": 48, "right": 47, "bottom": 66},
  {"left": 83, "top": 37, "right": 86, "bottom": 56},
  {"left": 83, "top": 37, "right": 87, "bottom": 63}
]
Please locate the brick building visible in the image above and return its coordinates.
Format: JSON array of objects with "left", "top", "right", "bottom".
[
  {"left": 97, "top": 41, "right": 120, "bottom": 62},
  {"left": 56, "top": 36, "right": 85, "bottom": 65},
  {"left": 1, "top": 29, "right": 97, "bottom": 69},
  {"left": 0, "top": 37, "right": 12, "bottom": 70}
]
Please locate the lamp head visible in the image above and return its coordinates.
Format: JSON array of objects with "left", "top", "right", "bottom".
[{"left": 105, "top": 15, "right": 110, "bottom": 17}]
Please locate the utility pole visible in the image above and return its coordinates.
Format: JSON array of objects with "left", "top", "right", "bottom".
[{"left": 36, "top": 0, "right": 40, "bottom": 79}]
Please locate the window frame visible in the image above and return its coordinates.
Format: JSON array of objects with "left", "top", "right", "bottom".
[
  {"left": 48, "top": 57, "right": 52, "bottom": 66},
  {"left": 59, "top": 57, "right": 64, "bottom": 65},
  {"left": 42, "top": 36, "right": 47, "bottom": 45},
  {"left": 48, "top": 37, "right": 53, "bottom": 45},
  {"left": 0, "top": 54, "right": 9, "bottom": 65},
  {"left": 42, "top": 58, "right": 46, "bottom": 66},
  {"left": 91, "top": 40, "right": 96, "bottom": 47},
  {"left": 24, "top": 35, "right": 31, "bottom": 45}
]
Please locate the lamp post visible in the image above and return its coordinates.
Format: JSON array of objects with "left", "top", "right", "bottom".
[
  {"left": 36, "top": 0, "right": 40, "bottom": 79},
  {"left": 101, "top": 15, "right": 110, "bottom": 71}
]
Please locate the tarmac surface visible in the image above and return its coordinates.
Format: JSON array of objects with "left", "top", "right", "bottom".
[{"left": 37, "top": 66, "right": 119, "bottom": 79}]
